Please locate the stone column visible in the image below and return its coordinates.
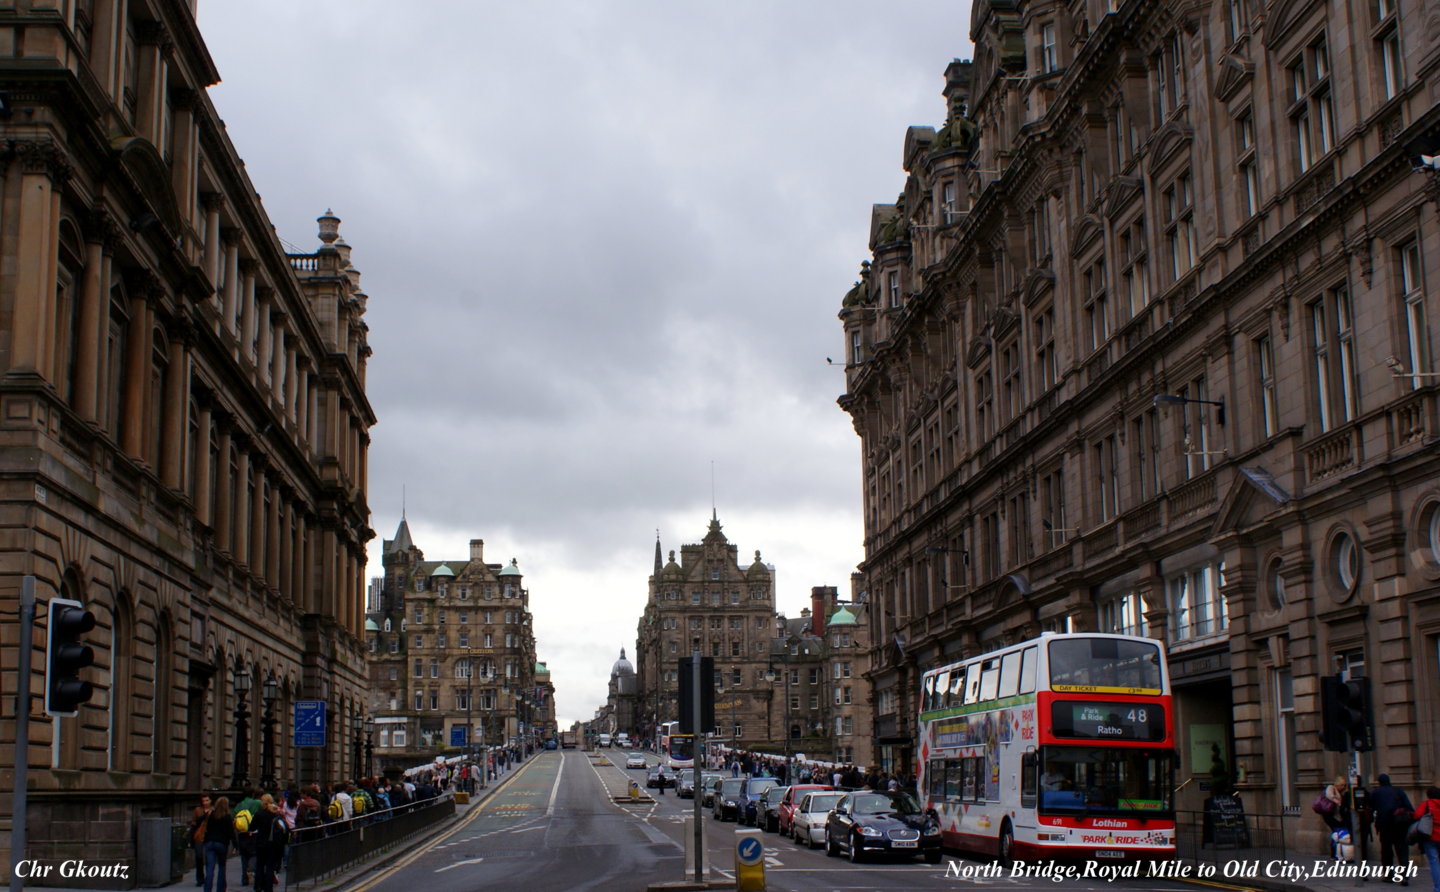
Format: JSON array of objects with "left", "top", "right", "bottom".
[
  {"left": 285, "top": 346, "right": 298, "bottom": 424},
  {"left": 220, "top": 230, "right": 241, "bottom": 335},
  {"left": 251, "top": 468, "right": 268, "bottom": 576},
  {"left": 214, "top": 421, "right": 233, "bottom": 551},
  {"left": 201, "top": 193, "right": 223, "bottom": 299},
  {"left": 10, "top": 142, "right": 65, "bottom": 373},
  {"left": 193, "top": 400, "right": 214, "bottom": 526},
  {"left": 232, "top": 446, "right": 251, "bottom": 566},
  {"left": 255, "top": 293, "right": 273, "bottom": 381},
  {"left": 160, "top": 326, "right": 191, "bottom": 490},
  {"left": 72, "top": 224, "right": 108, "bottom": 421},
  {"left": 270, "top": 318, "right": 287, "bottom": 405},
  {"left": 307, "top": 380, "right": 320, "bottom": 448},
  {"left": 266, "top": 479, "right": 282, "bottom": 589},
  {"left": 238, "top": 265, "right": 259, "bottom": 363},
  {"left": 293, "top": 363, "right": 309, "bottom": 447}
]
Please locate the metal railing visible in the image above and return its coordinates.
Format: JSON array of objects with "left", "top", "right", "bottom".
[
  {"left": 1174, "top": 805, "right": 1301, "bottom": 867},
  {"left": 284, "top": 794, "right": 457, "bottom": 889}
]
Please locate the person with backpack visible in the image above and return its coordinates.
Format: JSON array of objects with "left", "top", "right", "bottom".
[
  {"left": 295, "top": 785, "right": 324, "bottom": 842},
  {"left": 232, "top": 787, "right": 263, "bottom": 886},
  {"left": 1371, "top": 774, "right": 1416, "bottom": 879},
  {"left": 189, "top": 794, "right": 213, "bottom": 886},
  {"left": 1414, "top": 786, "right": 1440, "bottom": 892},
  {"left": 251, "top": 795, "right": 289, "bottom": 892}
]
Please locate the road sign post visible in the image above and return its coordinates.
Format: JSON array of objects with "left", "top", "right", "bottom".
[{"left": 735, "top": 828, "right": 765, "bottom": 891}]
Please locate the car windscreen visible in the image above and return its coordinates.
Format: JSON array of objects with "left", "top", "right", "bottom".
[
  {"left": 802, "top": 793, "right": 845, "bottom": 813},
  {"left": 747, "top": 779, "right": 778, "bottom": 794},
  {"left": 720, "top": 779, "right": 745, "bottom": 795}
]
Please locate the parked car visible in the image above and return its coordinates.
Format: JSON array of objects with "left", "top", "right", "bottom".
[
  {"left": 758, "top": 785, "right": 791, "bottom": 833},
  {"left": 737, "top": 777, "right": 781, "bottom": 826},
  {"left": 777, "top": 784, "right": 834, "bottom": 837},
  {"left": 675, "top": 769, "right": 696, "bottom": 798},
  {"left": 647, "top": 765, "right": 675, "bottom": 789},
  {"left": 824, "top": 790, "right": 942, "bottom": 864},
  {"left": 792, "top": 790, "right": 846, "bottom": 848},
  {"left": 701, "top": 774, "right": 725, "bottom": 808},
  {"left": 712, "top": 777, "right": 747, "bottom": 822},
  {"left": 625, "top": 753, "right": 647, "bottom": 770}
]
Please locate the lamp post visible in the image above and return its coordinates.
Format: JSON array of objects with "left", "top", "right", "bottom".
[
  {"left": 352, "top": 712, "right": 363, "bottom": 781},
  {"left": 363, "top": 715, "right": 375, "bottom": 779},
  {"left": 231, "top": 666, "right": 252, "bottom": 790},
  {"left": 764, "top": 662, "right": 791, "bottom": 776},
  {"left": 260, "top": 673, "right": 278, "bottom": 789}
]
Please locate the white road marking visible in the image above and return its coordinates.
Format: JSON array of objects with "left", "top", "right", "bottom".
[
  {"left": 546, "top": 752, "right": 564, "bottom": 816},
  {"left": 507, "top": 825, "right": 544, "bottom": 833},
  {"left": 434, "top": 857, "right": 484, "bottom": 873}
]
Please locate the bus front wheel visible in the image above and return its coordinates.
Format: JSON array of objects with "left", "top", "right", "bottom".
[{"left": 997, "top": 821, "right": 1016, "bottom": 867}]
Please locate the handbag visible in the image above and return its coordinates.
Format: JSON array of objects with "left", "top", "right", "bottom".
[
  {"left": 192, "top": 816, "right": 207, "bottom": 845},
  {"left": 1313, "top": 793, "right": 1337, "bottom": 816},
  {"left": 1409, "top": 811, "right": 1433, "bottom": 845}
]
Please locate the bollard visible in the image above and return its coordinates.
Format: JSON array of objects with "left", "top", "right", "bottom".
[
  {"left": 629, "top": 781, "right": 640, "bottom": 801},
  {"left": 734, "top": 828, "right": 765, "bottom": 891}
]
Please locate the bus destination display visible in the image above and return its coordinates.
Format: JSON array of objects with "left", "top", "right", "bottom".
[{"left": 1050, "top": 701, "right": 1167, "bottom": 741}]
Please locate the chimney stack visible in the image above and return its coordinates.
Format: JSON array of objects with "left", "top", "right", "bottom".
[
  {"left": 470, "top": 539, "right": 484, "bottom": 562},
  {"left": 811, "top": 586, "right": 836, "bottom": 637}
]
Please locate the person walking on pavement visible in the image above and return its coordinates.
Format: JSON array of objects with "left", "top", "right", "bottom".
[
  {"left": 202, "top": 797, "right": 235, "bottom": 892},
  {"left": 1414, "top": 785, "right": 1440, "bottom": 892},
  {"left": 1371, "top": 774, "right": 1415, "bottom": 882},
  {"left": 189, "top": 794, "right": 212, "bottom": 886}
]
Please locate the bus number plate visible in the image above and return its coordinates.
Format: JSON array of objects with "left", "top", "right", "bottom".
[{"left": 1095, "top": 850, "right": 1125, "bottom": 859}]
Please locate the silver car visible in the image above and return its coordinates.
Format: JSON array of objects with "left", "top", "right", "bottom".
[
  {"left": 625, "top": 753, "right": 647, "bottom": 769},
  {"left": 792, "top": 791, "right": 846, "bottom": 848}
]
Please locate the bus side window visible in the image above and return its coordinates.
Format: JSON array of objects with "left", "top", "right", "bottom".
[
  {"left": 923, "top": 675, "right": 936, "bottom": 711},
  {"left": 929, "top": 760, "right": 946, "bottom": 799},
  {"left": 1021, "top": 751, "right": 1038, "bottom": 808},
  {"left": 936, "top": 671, "right": 950, "bottom": 710},
  {"left": 998, "top": 651, "right": 1021, "bottom": 698},
  {"left": 945, "top": 759, "right": 962, "bottom": 800},
  {"left": 964, "top": 663, "right": 982, "bottom": 704},
  {"left": 949, "top": 671, "right": 965, "bottom": 701},
  {"left": 1019, "top": 646, "right": 1038, "bottom": 693},
  {"left": 979, "top": 659, "right": 1000, "bottom": 702}
]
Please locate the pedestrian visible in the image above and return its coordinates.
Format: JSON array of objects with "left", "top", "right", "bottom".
[
  {"left": 295, "top": 785, "right": 324, "bottom": 842},
  {"left": 232, "top": 786, "right": 263, "bottom": 886},
  {"left": 1319, "top": 775, "right": 1351, "bottom": 837},
  {"left": 1370, "top": 774, "right": 1415, "bottom": 882},
  {"left": 189, "top": 794, "right": 213, "bottom": 886},
  {"left": 251, "top": 795, "right": 288, "bottom": 892},
  {"left": 1414, "top": 785, "right": 1440, "bottom": 892},
  {"left": 202, "top": 796, "right": 235, "bottom": 892}
]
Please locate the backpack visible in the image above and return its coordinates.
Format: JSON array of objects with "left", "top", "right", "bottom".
[
  {"left": 267, "top": 816, "right": 291, "bottom": 848},
  {"left": 298, "top": 800, "right": 323, "bottom": 828},
  {"left": 234, "top": 808, "right": 254, "bottom": 833},
  {"left": 326, "top": 799, "right": 343, "bottom": 820},
  {"left": 352, "top": 792, "right": 367, "bottom": 815}
]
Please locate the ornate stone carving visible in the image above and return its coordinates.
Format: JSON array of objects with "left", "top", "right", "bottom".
[{"left": 13, "top": 138, "right": 72, "bottom": 183}]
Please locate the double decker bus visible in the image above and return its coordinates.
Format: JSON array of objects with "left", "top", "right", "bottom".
[
  {"left": 917, "top": 632, "right": 1175, "bottom": 863},
  {"left": 657, "top": 720, "right": 694, "bottom": 771}
]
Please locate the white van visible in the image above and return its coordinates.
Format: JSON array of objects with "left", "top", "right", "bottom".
[
  {"left": 598, "top": 733, "right": 612, "bottom": 748},
  {"left": 616, "top": 732, "right": 631, "bottom": 748}
]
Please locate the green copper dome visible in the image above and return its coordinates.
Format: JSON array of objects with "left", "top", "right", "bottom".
[{"left": 826, "top": 606, "right": 858, "bottom": 627}]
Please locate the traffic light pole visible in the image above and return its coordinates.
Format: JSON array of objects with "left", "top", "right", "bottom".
[
  {"left": 691, "top": 644, "right": 703, "bottom": 884},
  {"left": 11, "top": 576, "right": 35, "bottom": 892}
]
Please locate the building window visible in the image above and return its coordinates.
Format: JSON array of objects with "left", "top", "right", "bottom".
[
  {"left": 1267, "top": 557, "right": 1287, "bottom": 611},
  {"left": 1399, "top": 242, "right": 1429, "bottom": 389},
  {"left": 1154, "top": 33, "right": 1185, "bottom": 119},
  {"left": 456, "top": 658, "right": 471, "bottom": 679},
  {"left": 414, "top": 659, "right": 423, "bottom": 678},
  {"left": 1085, "top": 259, "right": 1109, "bottom": 351},
  {"left": 975, "top": 369, "right": 994, "bottom": 441},
  {"left": 887, "top": 270, "right": 901, "bottom": 308},
  {"left": 1227, "top": 0, "right": 1247, "bottom": 43},
  {"left": 1335, "top": 531, "right": 1360, "bottom": 592},
  {"left": 1254, "top": 334, "right": 1279, "bottom": 438},
  {"left": 1000, "top": 340, "right": 1022, "bottom": 423},
  {"left": 1288, "top": 38, "right": 1335, "bottom": 174},
  {"left": 1120, "top": 219, "right": 1149, "bottom": 317},
  {"left": 1376, "top": 0, "right": 1403, "bottom": 100},
  {"left": 414, "top": 606, "right": 425, "bottom": 623},
  {"left": 731, "top": 668, "right": 741, "bottom": 687},
  {"left": 1034, "top": 308, "right": 1057, "bottom": 393},
  {"left": 1168, "top": 562, "right": 1227, "bottom": 642},
  {"left": 1310, "top": 286, "right": 1358, "bottom": 432},
  {"left": 1164, "top": 173, "right": 1196, "bottom": 281},
  {"left": 414, "top": 691, "right": 424, "bottom": 711},
  {"left": 457, "top": 689, "right": 470, "bottom": 710},
  {"left": 1133, "top": 409, "right": 1162, "bottom": 501},
  {"left": 850, "top": 330, "right": 863, "bottom": 365},
  {"left": 1180, "top": 377, "right": 1216, "bottom": 478},
  {"left": 430, "top": 660, "right": 439, "bottom": 678},
  {"left": 1097, "top": 591, "right": 1146, "bottom": 636},
  {"left": 389, "top": 637, "right": 399, "bottom": 654},
  {"left": 1041, "top": 466, "right": 1067, "bottom": 548},
  {"left": 1093, "top": 434, "right": 1119, "bottom": 523},
  {"left": 1275, "top": 669, "right": 1296, "bottom": 807},
  {"left": 429, "top": 690, "right": 439, "bottom": 710},
  {"left": 1237, "top": 112, "right": 1260, "bottom": 217},
  {"left": 1039, "top": 22, "right": 1058, "bottom": 73}
]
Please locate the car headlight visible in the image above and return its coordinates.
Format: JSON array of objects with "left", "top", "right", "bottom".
[
  {"left": 923, "top": 819, "right": 940, "bottom": 835},
  {"left": 724, "top": 799, "right": 736, "bottom": 807},
  {"left": 858, "top": 826, "right": 883, "bottom": 837}
]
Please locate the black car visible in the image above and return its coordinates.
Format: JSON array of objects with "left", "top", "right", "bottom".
[
  {"left": 758, "top": 785, "right": 791, "bottom": 833},
  {"left": 737, "top": 777, "right": 781, "bottom": 826},
  {"left": 646, "top": 765, "right": 675, "bottom": 789},
  {"left": 701, "top": 774, "right": 725, "bottom": 808},
  {"left": 712, "top": 777, "right": 746, "bottom": 822},
  {"left": 824, "top": 790, "right": 942, "bottom": 864}
]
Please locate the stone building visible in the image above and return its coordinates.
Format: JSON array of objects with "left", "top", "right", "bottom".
[
  {"left": 838, "top": 0, "right": 1440, "bottom": 849},
  {"left": 366, "top": 524, "right": 543, "bottom": 769},
  {"left": 594, "top": 648, "right": 639, "bottom": 740},
  {"left": 635, "top": 514, "right": 776, "bottom": 746},
  {"left": 0, "top": 0, "right": 375, "bottom": 883}
]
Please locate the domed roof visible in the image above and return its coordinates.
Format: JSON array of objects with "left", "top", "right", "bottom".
[
  {"left": 430, "top": 563, "right": 455, "bottom": 577},
  {"left": 364, "top": 617, "right": 380, "bottom": 632},
  {"left": 746, "top": 550, "right": 771, "bottom": 579},
  {"left": 826, "top": 606, "right": 858, "bottom": 627},
  {"left": 497, "top": 558, "right": 522, "bottom": 577},
  {"left": 611, "top": 648, "right": 636, "bottom": 677}
]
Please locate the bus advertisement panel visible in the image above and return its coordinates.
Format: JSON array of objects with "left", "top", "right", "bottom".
[
  {"left": 917, "top": 633, "right": 1176, "bottom": 864},
  {"left": 658, "top": 720, "right": 694, "bottom": 771}
]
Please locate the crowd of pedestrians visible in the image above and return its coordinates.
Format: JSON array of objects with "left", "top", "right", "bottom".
[
  {"left": 1314, "top": 772, "right": 1440, "bottom": 891},
  {"left": 183, "top": 751, "right": 528, "bottom": 892}
]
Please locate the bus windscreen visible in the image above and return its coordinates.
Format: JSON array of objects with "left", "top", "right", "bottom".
[{"left": 1047, "top": 637, "right": 1163, "bottom": 694}]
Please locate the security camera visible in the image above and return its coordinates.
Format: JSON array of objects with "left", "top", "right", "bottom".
[{"left": 1385, "top": 356, "right": 1406, "bottom": 374}]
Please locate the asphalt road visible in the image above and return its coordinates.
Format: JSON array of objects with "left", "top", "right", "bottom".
[{"left": 345, "top": 750, "right": 1225, "bottom": 892}]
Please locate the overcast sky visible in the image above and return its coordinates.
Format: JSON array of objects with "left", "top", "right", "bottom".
[{"left": 197, "top": 1, "right": 974, "bottom": 728}]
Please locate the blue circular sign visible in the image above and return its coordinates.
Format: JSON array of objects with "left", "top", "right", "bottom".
[{"left": 737, "top": 836, "right": 763, "bottom": 865}]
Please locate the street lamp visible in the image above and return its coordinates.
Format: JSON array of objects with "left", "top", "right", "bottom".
[
  {"left": 1153, "top": 392, "right": 1226, "bottom": 425},
  {"left": 363, "top": 715, "right": 375, "bottom": 779},
  {"left": 763, "top": 662, "right": 792, "bottom": 775},
  {"left": 352, "top": 711, "right": 363, "bottom": 780},
  {"left": 231, "top": 666, "right": 252, "bottom": 790},
  {"left": 260, "top": 673, "right": 278, "bottom": 789}
]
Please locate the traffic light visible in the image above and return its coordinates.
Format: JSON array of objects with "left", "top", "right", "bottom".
[
  {"left": 1321, "top": 675, "right": 1372, "bottom": 753},
  {"left": 46, "top": 597, "right": 96, "bottom": 716}
]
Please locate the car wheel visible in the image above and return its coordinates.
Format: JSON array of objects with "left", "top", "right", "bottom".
[
  {"left": 826, "top": 833, "right": 839, "bottom": 857},
  {"left": 848, "top": 834, "right": 865, "bottom": 863},
  {"left": 998, "top": 821, "right": 1015, "bottom": 868},
  {"left": 924, "top": 849, "right": 942, "bottom": 865}
]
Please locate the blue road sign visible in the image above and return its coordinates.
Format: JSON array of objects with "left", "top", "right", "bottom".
[
  {"left": 294, "top": 700, "right": 326, "bottom": 747},
  {"left": 737, "top": 836, "right": 763, "bottom": 865},
  {"left": 451, "top": 725, "right": 468, "bottom": 747}
]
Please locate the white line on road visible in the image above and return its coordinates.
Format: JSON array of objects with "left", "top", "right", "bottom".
[
  {"left": 546, "top": 752, "right": 564, "bottom": 816},
  {"left": 506, "top": 825, "right": 544, "bottom": 833},
  {"left": 434, "top": 858, "right": 485, "bottom": 873}
]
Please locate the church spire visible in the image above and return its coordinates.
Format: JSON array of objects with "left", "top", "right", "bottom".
[{"left": 654, "top": 530, "right": 662, "bottom": 574}]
